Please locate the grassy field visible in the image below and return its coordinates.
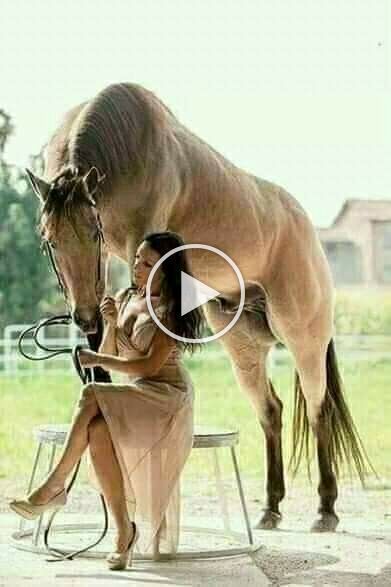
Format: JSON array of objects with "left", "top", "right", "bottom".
[{"left": 1, "top": 345, "right": 390, "bottom": 486}]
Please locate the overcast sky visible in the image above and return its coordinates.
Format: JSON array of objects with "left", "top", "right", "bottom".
[{"left": 1, "top": 0, "right": 389, "bottom": 227}]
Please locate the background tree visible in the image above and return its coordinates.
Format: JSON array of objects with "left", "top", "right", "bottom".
[
  {"left": 0, "top": 112, "right": 129, "bottom": 335},
  {"left": 0, "top": 111, "right": 61, "bottom": 334}
]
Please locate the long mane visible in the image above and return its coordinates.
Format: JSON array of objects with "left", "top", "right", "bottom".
[
  {"left": 47, "top": 83, "right": 180, "bottom": 189},
  {"left": 41, "top": 82, "right": 248, "bottom": 233},
  {"left": 67, "top": 83, "right": 177, "bottom": 190},
  {"left": 40, "top": 83, "right": 183, "bottom": 231}
]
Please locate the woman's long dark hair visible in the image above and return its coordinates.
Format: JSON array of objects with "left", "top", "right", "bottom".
[{"left": 140, "top": 231, "right": 207, "bottom": 354}]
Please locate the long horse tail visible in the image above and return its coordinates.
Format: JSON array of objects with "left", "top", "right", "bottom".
[{"left": 289, "top": 338, "right": 376, "bottom": 485}]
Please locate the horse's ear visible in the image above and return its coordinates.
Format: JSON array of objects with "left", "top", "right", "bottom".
[
  {"left": 82, "top": 166, "right": 106, "bottom": 204},
  {"left": 25, "top": 168, "right": 50, "bottom": 202}
]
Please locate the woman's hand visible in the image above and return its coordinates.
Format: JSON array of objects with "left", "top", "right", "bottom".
[
  {"left": 78, "top": 349, "right": 100, "bottom": 368},
  {"left": 100, "top": 295, "right": 118, "bottom": 325}
]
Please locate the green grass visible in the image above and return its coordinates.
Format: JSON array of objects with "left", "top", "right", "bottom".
[{"left": 1, "top": 347, "right": 390, "bottom": 484}]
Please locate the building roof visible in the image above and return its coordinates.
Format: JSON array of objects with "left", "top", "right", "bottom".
[
  {"left": 316, "top": 198, "right": 391, "bottom": 231},
  {"left": 332, "top": 198, "right": 391, "bottom": 227}
]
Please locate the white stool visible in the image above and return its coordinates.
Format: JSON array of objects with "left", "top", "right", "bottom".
[{"left": 11, "top": 423, "right": 255, "bottom": 559}]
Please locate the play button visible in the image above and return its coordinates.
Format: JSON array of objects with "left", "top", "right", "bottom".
[
  {"left": 145, "top": 243, "right": 245, "bottom": 344},
  {"left": 181, "top": 272, "right": 220, "bottom": 315}
]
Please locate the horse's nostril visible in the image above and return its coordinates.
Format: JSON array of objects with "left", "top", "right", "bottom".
[
  {"left": 72, "top": 310, "right": 98, "bottom": 333},
  {"left": 85, "top": 318, "right": 97, "bottom": 331},
  {"left": 73, "top": 310, "right": 82, "bottom": 327}
]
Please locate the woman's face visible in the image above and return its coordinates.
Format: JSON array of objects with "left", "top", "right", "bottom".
[{"left": 133, "top": 241, "right": 163, "bottom": 292}]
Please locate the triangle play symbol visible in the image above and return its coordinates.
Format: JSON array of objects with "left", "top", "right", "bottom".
[{"left": 181, "top": 272, "right": 221, "bottom": 316}]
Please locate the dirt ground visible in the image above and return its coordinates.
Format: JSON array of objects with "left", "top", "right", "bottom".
[
  {"left": 248, "top": 478, "right": 391, "bottom": 586},
  {"left": 2, "top": 476, "right": 391, "bottom": 585}
]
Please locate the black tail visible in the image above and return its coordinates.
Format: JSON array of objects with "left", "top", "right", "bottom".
[{"left": 289, "top": 339, "right": 376, "bottom": 485}]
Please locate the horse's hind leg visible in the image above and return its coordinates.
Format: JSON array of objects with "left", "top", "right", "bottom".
[
  {"left": 290, "top": 342, "right": 339, "bottom": 532},
  {"left": 205, "top": 301, "right": 284, "bottom": 529}
]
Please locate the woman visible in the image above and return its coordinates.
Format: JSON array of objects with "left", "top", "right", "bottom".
[{"left": 10, "top": 231, "right": 205, "bottom": 570}]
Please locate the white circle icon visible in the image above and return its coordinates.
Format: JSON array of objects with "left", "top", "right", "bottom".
[{"left": 145, "top": 244, "right": 245, "bottom": 343}]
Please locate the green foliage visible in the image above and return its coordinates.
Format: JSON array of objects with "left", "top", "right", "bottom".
[
  {"left": 335, "top": 291, "right": 391, "bottom": 335},
  {"left": 0, "top": 170, "right": 62, "bottom": 332},
  {"left": 0, "top": 111, "right": 62, "bottom": 333}
]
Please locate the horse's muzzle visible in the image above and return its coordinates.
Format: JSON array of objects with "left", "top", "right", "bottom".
[{"left": 73, "top": 309, "right": 99, "bottom": 335}]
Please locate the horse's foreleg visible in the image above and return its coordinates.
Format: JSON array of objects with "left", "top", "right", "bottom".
[{"left": 205, "top": 302, "right": 284, "bottom": 529}]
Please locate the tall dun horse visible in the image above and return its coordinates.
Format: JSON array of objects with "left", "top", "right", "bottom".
[{"left": 27, "top": 82, "right": 371, "bottom": 532}]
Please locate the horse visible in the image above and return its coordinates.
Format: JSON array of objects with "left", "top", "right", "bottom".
[{"left": 26, "top": 82, "right": 371, "bottom": 532}]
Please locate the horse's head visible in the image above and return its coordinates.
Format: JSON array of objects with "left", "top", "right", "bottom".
[{"left": 26, "top": 166, "right": 108, "bottom": 334}]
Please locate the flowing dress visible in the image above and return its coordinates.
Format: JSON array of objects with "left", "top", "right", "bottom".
[{"left": 86, "top": 288, "right": 195, "bottom": 555}]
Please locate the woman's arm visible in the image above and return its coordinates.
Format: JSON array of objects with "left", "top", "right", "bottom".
[
  {"left": 79, "top": 327, "right": 176, "bottom": 378},
  {"left": 98, "top": 322, "right": 118, "bottom": 355},
  {"left": 98, "top": 288, "right": 129, "bottom": 355}
]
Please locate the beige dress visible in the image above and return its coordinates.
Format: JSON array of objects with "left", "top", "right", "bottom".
[{"left": 86, "top": 288, "right": 195, "bottom": 556}]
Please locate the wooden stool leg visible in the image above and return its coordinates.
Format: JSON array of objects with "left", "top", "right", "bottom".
[
  {"left": 33, "top": 442, "right": 57, "bottom": 546},
  {"left": 230, "top": 446, "right": 253, "bottom": 545},
  {"left": 212, "top": 448, "right": 231, "bottom": 534},
  {"left": 18, "top": 441, "right": 44, "bottom": 534}
]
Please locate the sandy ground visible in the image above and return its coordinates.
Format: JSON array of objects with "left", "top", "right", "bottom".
[{"left": 1, "top": 476, "right": 391, "bottom": 585}]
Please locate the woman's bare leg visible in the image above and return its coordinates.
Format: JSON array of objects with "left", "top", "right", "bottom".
[
  {"left": 88, "top": 414, "right": 133, "bottom": 550},
  {"left": 27, "top": 383, "right": 100, "bottom": 504}
]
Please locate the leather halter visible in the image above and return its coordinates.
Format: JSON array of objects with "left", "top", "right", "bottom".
[{"left": 43, "top": 213, "right": 105, "bottom": 307}]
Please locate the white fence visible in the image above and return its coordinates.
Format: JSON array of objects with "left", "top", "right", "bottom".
[
  {"left": 1, "top": 323, "right": 391, "bottom": 377},
  {"left": 0, "top": 322, "right": 86, "bottom": 376}
]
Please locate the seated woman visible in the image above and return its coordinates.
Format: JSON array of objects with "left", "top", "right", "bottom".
[{"left": 10, "top": 230, "right": 206, "bottom": 570}]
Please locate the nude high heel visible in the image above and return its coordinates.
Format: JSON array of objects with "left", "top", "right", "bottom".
[
  {"left": 106, "top": 521, "right": 139, "bottom": 571},
  {"left": 9, "top": 488, "right": 67, "bottom": 521}
]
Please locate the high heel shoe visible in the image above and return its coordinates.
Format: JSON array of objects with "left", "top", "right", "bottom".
[
  {"left": 9, "top": 488, "right": 67, "bottom": 521},
  {"left": 106, "top": 521, "right": 139, "bottom": 571}
]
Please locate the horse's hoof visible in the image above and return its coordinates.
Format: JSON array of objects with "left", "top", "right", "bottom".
[
  {"left": 311, "top": 513, "right": 339, "bottom": 532},
  {"left": 254, "top": 509, "right": 282, "bottom": 530}
]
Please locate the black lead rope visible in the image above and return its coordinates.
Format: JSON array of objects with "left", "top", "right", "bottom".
[
  {"left": 43, "top": 464, "right": 109, "bottom": 562},
  {"left": 18, "top": 313, "right": 110, "bottom": 562},
  {"left": 17, "top": 314, "right": 90, "bottom": 383}
]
